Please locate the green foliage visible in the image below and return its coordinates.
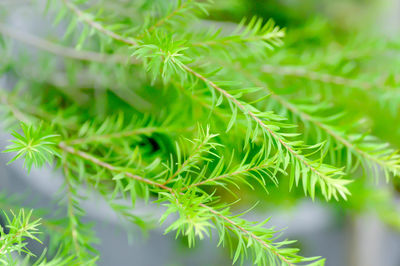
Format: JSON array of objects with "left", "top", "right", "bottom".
[
  {"left": 0, "top": 0, "right": 399, "bottom": 265},
  {"left": 133, "top": 33, "right": 190, "bottom": 82},
  {"left": 4, "top": 123, "right": 59, "bottom": 172},
  {"left": 160, "top": 191, "right": 325, "bottom": 266},
  {"left": 0, "top": 209, "right": 41, "bottom": 264},
  {"left": 189, "top": 17, "right": 285, "bottom": 59},
  {"left": 0, "top": 209, "right": 79, "bottom": 265}
]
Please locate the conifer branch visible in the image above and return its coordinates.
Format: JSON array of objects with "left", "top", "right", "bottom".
[
  {"left": 5, "top": 1, "right": 351, "bottom": 200},
  {"left": 58, "top": 142, "right": 314, "bottom": 265},
  {"left": 62, "top": 0, "right": 138, "bottom": 46},
  {"left": 59, "top": 142, "right": 170, "bottom": 190},
  {"left": 191, "top": 17, "right": 284, "bottom": 49},
  {"left": 0, "top": 209, "right": 41, "bottom": 258},
  {"left": 0, "top": 198, "right": 63, "bottom": 234},
  {"left": 183, "top": 162, "right": 273, "bottom": 191},
  {"left": 61, "top": 160, "right": 98, "bottom": 262},
  {"left": 289, "top": 107, "right": 400, "bottom": 178},
  {"left": 180, "top": 64, "right": 350, "bottom": 200},
  {"left": 237, "top": 66, "right": 400, "bottom": 180},
  {"left": 0, "top": 22, "right": 137, "bottom": 64},
  {"left": 4, "top": 1, "right": 399, "bottom": 264},
  {"left": 203, "top": 206, "right": 295, "bottom": 266}
]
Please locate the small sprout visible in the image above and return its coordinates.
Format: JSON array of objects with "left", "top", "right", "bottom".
[{"left": 3, "top": 123, "right": 60, "bottom": 172}]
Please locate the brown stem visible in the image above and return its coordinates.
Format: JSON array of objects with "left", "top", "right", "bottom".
[
  {"left": 58, "top": 142, "right": 293, "bottom": 265},
  {"left": 203, "top": 204, "right": 294, "bottom": 266},
  {"left": 59, "top": 142, "right": 170, "bottom": 190},
  {"left": 239, "top": 65, "right": 396, "bottom": 173}
]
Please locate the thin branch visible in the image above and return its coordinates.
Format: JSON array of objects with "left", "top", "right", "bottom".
[
  {"left": 0, "top": 202, "right": 63, "bottom": 234},
  {"left": 62, "top": 0, "right": 138, "bottom": 46},
  {"left": 180, "top": 63, "right": 336, "bottom": 185},
  {"left": 287, "top": 103, "right": 396, "bottom": 170},
  {"left": 0, "top": 23, "right": 137, "bottom": 64},
  {"left": 239, "top": 65, "right": 399, "bottom": 175},
  {"left": 0, "top": 221, "right": 32, "bottom": 255},
  {"left": 58, "top": 4, "right": 342, "bottom": 192},
  {"left": 58, "top": 142, "right": 293, "bottom": 265},
  {"left": 59, "top": 142, "right": 170, "bottom": 190},
  {"left": 203, "top": 205, "right": 294, "bottom": 266}
]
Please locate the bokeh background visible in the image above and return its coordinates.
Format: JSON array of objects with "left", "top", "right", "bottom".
[{"left": 1, "top": 0, "right": 400, "bottom": 265}]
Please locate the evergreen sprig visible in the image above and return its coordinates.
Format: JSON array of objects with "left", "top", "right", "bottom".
[
  {"left": 0, "top": 209, "right": 41, "bottom": 264},
  {"left": 3, "top": 123, "right": 59, "bottom": 172},
  {"left": 0, "top": 209, "right": 79, "bottom": 265}
]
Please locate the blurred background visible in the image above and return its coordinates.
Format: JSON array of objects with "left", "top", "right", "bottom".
[{"left": 1, "top": 0, "right": 400, "bottom": 265}]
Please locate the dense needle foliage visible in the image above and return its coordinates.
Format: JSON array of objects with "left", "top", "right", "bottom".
[{"left": 0, "top": 0, "right": 399, "bottom": 265}]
